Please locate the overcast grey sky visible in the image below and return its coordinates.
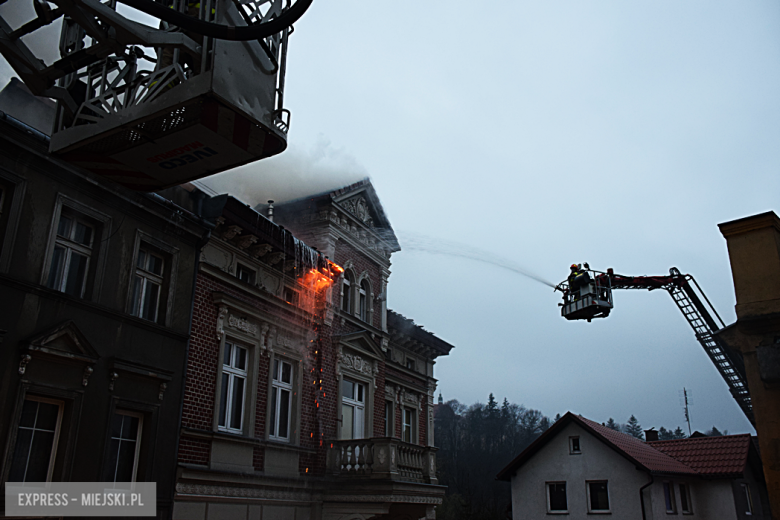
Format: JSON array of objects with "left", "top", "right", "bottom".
[
  {"left": 3, "top": 0, "right": 779, "bottom": 434},
  {"left": 208, "top": 0, "right": 780, "bottom": 435}
]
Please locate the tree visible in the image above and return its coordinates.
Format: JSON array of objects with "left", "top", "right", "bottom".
[
  {"left": 624, "top": 415, "right": 643, "bottom": 439},
  {"left": 605, "top": 418, "right": 620, "bottom": 431},
  {"left": 554, "top": 413, "right": 562, "bottom": 423},
  {"left": 672, "top": 427, "right": 687, "bottom": 439},
  {"left": 705, "top": 426, "right": 723, "bottom": 436},
  {"left": 658, "top": 426, "right": 672, "bottom": 440}
]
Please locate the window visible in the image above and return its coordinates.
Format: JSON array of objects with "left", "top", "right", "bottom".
[
  {"left": 384, "top": 401, "right": 393, "bottom": 437},
  {"left": 546, "top": 482, "right": 567, "bottom": 513},
  {"left": 403, "top": 408, "right": 416, "bottom": 443},
  {"left": 8, "top": 397, "right": 64, "bottom": 482},
  {"left": 358, "top": 280, "right": 369, "bottom": 321},
  {"left": 341, "top": 273, "right": 352, "bottom": 312},
  {"left": 218, "top": 342, "right": 247, "bottom": 433},
  {"left": 569, "top": 436, "right": 581, "bottom": 454},
  {"left": 283, "top": 286, "right": 298, "bottom": 305},
  {"left": 663, "top": 481, "right": 677, "bottom": 513},
  {"left": 130, "top": 245, "right": 165, "bottom": 322},
  {"left": 103, "top": 411, "right": 142, "bottom": 482},
  {"left": 742, "top": 483, "right": 753, "bottom": 515},
  {"left": 269, "top": 358, "right": 292, "bottom": 441},
  {"left": 679, "top": 483, "right": 691, "bottom": 514},
  {"left": 341, "top": 378, "right": 365, "bottom": 439},
  {"left": 405, "top": 358, "right": 416, "bottom": 371},
  {"left": 587, "top": 481, "right": 610, "bottom": 513},
  {"left": 46, "top": 211, "right": 94, "bottom": 298},
  {"left": 236, "top": 263, "right": 255, "bottom": 285}
]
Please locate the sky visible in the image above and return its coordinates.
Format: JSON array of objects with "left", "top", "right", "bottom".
[{"left": 2, "top": 0, "right": 779, "bottom": 435}]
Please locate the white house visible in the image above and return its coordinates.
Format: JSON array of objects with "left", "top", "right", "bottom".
[{"left": 496, "top": 412, "right": 770, "bottom": 520}]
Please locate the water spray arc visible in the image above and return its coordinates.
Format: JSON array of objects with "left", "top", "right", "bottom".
[{"left": 394, "top": 231, "right": 556, "bottom": 288}]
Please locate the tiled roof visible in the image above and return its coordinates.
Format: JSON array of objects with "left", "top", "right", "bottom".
[
  {"left": 497, "top": 412, "right": 752, "bottom": 481},
  {"left": 577, "top": 417, "right": 696, "bottom": 475},
  {"left": 648, "top": 434, "right": 751, "bottom": 477}
]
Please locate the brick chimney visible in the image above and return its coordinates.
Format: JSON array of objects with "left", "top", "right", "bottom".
[{"left": 644, "top": 428, "right": 658, "bottom": 442}]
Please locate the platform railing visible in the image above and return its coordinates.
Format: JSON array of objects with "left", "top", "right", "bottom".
[{"left": 326, "top": 437, "right": 438, "bottom": 484}]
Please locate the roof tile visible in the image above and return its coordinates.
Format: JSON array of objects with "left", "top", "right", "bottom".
[{"left": 648, "top": 434, "right": 751, "bottom": 477}]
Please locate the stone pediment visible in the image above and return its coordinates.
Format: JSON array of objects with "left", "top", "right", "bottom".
[
  {"left": 24, "top": 320, "right": 99, "bottom": 364},
  {"left": 338, "top": 195, "right": 376, "bottom": 228},
  {"left": 338, "top": 331, "right": 384, "bottom": 360}
]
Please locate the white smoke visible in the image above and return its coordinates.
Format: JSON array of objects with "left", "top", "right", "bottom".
[{"left": 200, "top": 135, "right": 369, "bottom": 205}]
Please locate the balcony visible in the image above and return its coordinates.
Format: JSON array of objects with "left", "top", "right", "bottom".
[{"left": 326, "top": 437, "right": 438, "bottom": 485}]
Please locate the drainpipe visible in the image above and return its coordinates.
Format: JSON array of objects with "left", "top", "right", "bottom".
[
  {"left": 640, "top": 474, "right": 654, "bottom": 520},
  {"left": 267, "top": 200, "right": 274, "bottom": 222}
]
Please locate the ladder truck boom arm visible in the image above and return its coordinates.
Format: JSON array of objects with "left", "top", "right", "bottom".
[{"left": 557, "top": 266, "right": 754, "bottom": 425}]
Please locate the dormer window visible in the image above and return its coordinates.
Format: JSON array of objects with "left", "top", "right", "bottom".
[{"left": 569, "top": 436, "right": 581, "bottom": 454}]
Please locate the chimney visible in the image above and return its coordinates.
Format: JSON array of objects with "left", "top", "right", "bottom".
[
  {"left": 644, "top": 428, "right": 658, "bottom": 442},
  {"left": 267, "top": 200, "right": 274, "bottom": 222}
]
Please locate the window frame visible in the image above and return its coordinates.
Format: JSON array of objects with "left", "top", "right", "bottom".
[
  {"left": 384, "top": 400, "right": 394, "bottom": 437},
  {"left": 46, "top": 210, "right": 95, "bottom": 298},
  {"left": 104, "top": 410, "right": 143, "bottom": 483},
  {"left": 126, "top": 230, "right": 179, "bottom": 326},
  {"left": 569, "top": 436, "right": 581, "bottom": 454},
  {"left": 8, "top": 395, "right": 64, "bottom": 483},
  {"left": 402, "top": 407, "right": 417, "bottom": 444},
  {"left": 546, "top": 481, "right": 568, "bottom": 514},
  {"left": 586, "top": 480, "right": 611, "bottom": 513},
  {"left": 130, "top": 245, "right": 165, "bottom": 322},
  {"left": 269, "top": 357, "right": 294, "bottom": 442},
  {"left": 663, "top": 481, "right": 677, "bottom": 514},
  {"left": 741, "top": 483, "right": 753, "bottom": 515},
  {"left": 341, "top": 272, "right": 353, "bottom": 313},
  {"left": 340, "top": 377, "right": 366, "bottom": 440},
  {"left": 217, "top": 341, "right": 249, "bottom": 434},
  {"left": 678, "top": 482, "right": 692, "bottom": 514},
  {"left": 236, "top": 263, "right": 256, "bottom": 285},
  {"left": 41, "top": 195, "right": 111, "bottom": 300}
]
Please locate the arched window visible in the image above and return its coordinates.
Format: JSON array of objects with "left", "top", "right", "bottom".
[
  {"left": 359, "top": 279, "right": 370, "bottom": 322},
  {"left": 341, "top": 272, "right": 353, "bottom": 312}
]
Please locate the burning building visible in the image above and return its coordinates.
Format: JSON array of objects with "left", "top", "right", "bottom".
[{"left": 173, "top": 179, "right": 454, "bottom": 519}]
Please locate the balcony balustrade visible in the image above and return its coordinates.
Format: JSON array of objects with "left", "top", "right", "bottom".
[{"left": 326, "top": 437, "right": 438, "bottom": 484}]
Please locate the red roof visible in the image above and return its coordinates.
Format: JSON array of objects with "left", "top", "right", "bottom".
[
  {"left": 496, "top": 412, "right": 752, "bottom": 481},
  {"left": 648, "top": 434, "right": 752, "bottom": 478},
  {"left": 577, "top": 417, "right": 696, "bottom": 475}
]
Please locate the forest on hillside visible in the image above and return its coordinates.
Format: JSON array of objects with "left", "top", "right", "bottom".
[{"left": 433, "top": 395, "right": 727, "bottom": 520}]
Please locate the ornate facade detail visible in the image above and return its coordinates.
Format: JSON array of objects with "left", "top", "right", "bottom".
[
  {"left": 176, "top": 483, "right": 311, "bottom": 502},
  {"left": 340, "top": 196, "right": 374, "bottom": 227},
  {"left": 222, "top": 225, "right": 242, "bottom": 241},
  {"left": 249, "top": 243, "right": 273, "bottom": 257},
  {"left": 235, "top": 234, "right": 258, "bottom": 249},
  {"left": 109, "top": 371, "right": 119, "bottom": 391},
  {"left": 276, "top": 333, "right": 296, "bottom": 349},
  {"left": 158, "top": 383, "right": 167, "bottom": 401},
  {"left": 18, "top": 354, "right": 31, "bottom": 375},
  {"left": 228, "top": 314, "right": 258, "bottom": 336},
  {"left": 341, "top": 352, "right": 375, "bottom": 376},
  {"left": 266, "top": 252, "right": 284, "bottom": 265},
  {"left": 82, "top": 366, "right": 93, "bottom": 386},
  {"left": 216, "top": 305, "right": 228, "bottom": 340}
]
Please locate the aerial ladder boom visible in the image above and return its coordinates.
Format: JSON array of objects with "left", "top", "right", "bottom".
[{"left": 556, "top": 267, "right": 754, "bottom": 425}]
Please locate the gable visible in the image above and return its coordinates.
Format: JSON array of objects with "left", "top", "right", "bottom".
[{"left": 24, "top": 320, "right": 99, "bottom": 364}]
